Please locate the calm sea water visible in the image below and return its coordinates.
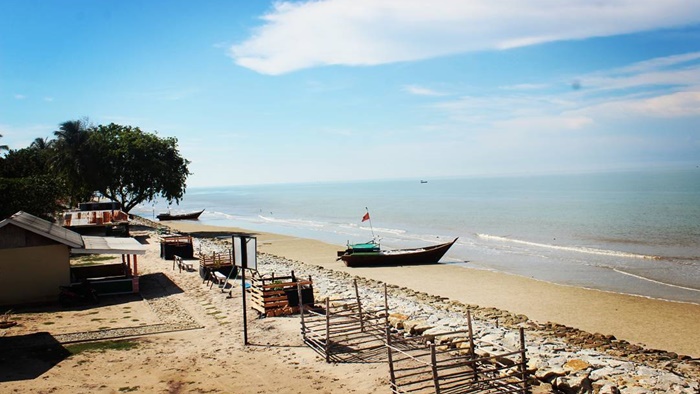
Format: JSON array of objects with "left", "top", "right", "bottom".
[{"left": 134, "top": 169, "right": 700, "bottom": 304}]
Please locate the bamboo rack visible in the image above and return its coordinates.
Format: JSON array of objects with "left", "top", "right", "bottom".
[
  {"left": 299, "top": 279, "right": 389, "bottom": 363},
  {"left": 386, "top": 310, "right": 529, "bottom": 394}
]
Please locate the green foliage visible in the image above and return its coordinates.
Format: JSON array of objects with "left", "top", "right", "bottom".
[
  {"left": 0, "top": 176, "right": 64, "bottom": 220},
  {"left": 0, "top": 146, "right": 54, "bottom": 178},
  {"left": 84, "top": 123, "right": 191, "bottom": 212},
  {"left": 51, "top": 119, "right": 94, "bottom": 206},
  {"left": 0, "top": 119, "right": 191, "bottom": 217}
]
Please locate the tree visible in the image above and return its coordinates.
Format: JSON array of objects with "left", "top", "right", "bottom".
[
  {"left": 0, "top": 133, "right": 8, "bottom": 152},
  {"left": 51, "top": 118, "right": 93, "bottom": 206},
  {"left": 84, "top": 123, "right": 191, "bottom": 213},
  {"left": 0, "top": 145, "right": 65, "bottom": 220}
]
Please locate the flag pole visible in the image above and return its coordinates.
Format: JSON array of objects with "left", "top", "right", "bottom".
[{"left": 365, "top": 207, "right": 376, "bottom": 241}]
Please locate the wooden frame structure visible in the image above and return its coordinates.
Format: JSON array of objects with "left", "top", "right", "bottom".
[
  {"left": 198, "top": 250, "right": 236, "bottom": 284},
  {"left": 160, "top": 235, "right": 194, "bottom": 260},
  {"left": 386, "top": 312, "right": 529, "bottom": 394},
  {"left": 299, "top": 280, "right": 389, "bottom": 363},
  {"left": 250, "top": 272, "right": 314, "bottom": 317}
]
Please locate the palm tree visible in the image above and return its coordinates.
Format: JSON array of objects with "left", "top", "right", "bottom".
[
  {"left": 52, "top": 118, "right": 93, "bottom": 206},
  {"left": 30, "top": 136, "right": 53, "bottom": 150},
  {"left": 0, "top": 133, "right": 8, "bottom": 152}
]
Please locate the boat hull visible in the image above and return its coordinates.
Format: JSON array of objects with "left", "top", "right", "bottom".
[
  {"left": 339, "top": 238, "right": 457, "bottom": 267},
  {"left": 157, "top": 209, "right": 204, "bottom": 221}
]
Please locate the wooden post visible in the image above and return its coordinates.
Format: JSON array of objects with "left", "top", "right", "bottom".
[
  {"left": 241, "top": 236, "right": 249, "bottom": 346},
  {"left": 430, "top": 343, "right": 441, "bottom": 394},
  {"left": 384, "top": 283, "right": 389, "bottom": 327},
  {"left": 325, "top": 297, "right": 330, "bottom": 363},
  {"left": 297, "top": 281, "right": 306, "bottom": 340},
  {"left": 519, "top": 327, "right": 528, "bottom": 393},
  {"left": 132, "top": 255, "right": 139, "bottom": 293},
  {"left": 468, "top": 310, "right": 478, "bottom": 382},
  {"left": 354, "top": 279, "right": 364, "bottom": 332},
  {"left": 386, "top": 325, "right": 396, "bottom": 392}
]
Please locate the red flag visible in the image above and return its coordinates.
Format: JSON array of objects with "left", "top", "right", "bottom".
[{"left": 362, "top": 212, "right": 370, "bottom": 222}]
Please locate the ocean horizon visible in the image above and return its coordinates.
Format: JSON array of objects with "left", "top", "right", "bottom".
[{"left": 134, "top": 168, "right": 700, "bottom": 305}]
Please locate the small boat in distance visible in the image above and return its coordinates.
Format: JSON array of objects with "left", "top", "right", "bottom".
[
  {"left": 157, "top": 209, "right": 205, "bottom": 221},
  {"left": 420, "top": 180, "right": 428, "bottom": 183},
  {"left": 337, "top": 238, "right": 458, "bottom": 267}
]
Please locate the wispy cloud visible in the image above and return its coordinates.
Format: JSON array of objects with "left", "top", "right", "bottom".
[
  {"left": 432, "top": 52, "right": 700, "bottom": 133},
  {"left": 403, "top": 85, "right": 448, "bottom": 97},
  {"left": 231, "top": 0, "right": 700, "bottom": 75},
  {"left": 14, "top": 94, "right": 26, "bottom": 100}
]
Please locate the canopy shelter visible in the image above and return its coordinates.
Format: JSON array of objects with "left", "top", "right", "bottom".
[
  {"left": 0, "top": 211, "right": 146, "bottom": 304},
  {"left": 71, "top": 236, "right": 146, "bottom": 294}
]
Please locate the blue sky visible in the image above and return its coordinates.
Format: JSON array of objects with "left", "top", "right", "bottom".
[{"left": 1, "top": 1, "right": 699, "bottom": 187}]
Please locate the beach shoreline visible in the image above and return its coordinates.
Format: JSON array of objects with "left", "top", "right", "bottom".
[
  {"left": 165, "top": 220, "right": 700, "bottom": 359},
  {"left": 2, "top": 217, "right": 698, "bottom": 393}
]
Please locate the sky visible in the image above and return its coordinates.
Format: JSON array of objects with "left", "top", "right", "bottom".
[{"left": 1, "top": 0, "right": 699, "bottom": 187}]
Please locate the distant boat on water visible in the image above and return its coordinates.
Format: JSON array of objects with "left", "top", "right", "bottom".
[
  {"left": 337, "top": 238, "right": 457, "bottom": 267},
  {"left": 157, "top": 209, "right": 204, "bottom": 221},
  {"left": 420, "top": 180, "right": 428, "bottom": 183}
]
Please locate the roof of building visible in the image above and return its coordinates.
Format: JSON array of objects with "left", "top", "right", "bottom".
[
  {"left": 75, "top": 236, "right": 146, "bottom": 255},
  {"left": 0, "top": 211, "right": 84, "bottom": 248},
  {"left": 0, "top": 211, "right": 146, "bottom": 255}
]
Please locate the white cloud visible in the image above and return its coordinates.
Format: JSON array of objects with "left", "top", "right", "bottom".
[
  {"left": 14, "top": 94, "right": 26, "bottom": 100},
  {"left": 403, "top": 85, "right": 447, "bottom": 96},
  {"left": 231, "top": 0, "right": 700, "bottom": 75}
]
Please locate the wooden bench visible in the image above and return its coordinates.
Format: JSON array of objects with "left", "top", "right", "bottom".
[{"left": 173, "top": 255, "right": 195, "bottom": 272}]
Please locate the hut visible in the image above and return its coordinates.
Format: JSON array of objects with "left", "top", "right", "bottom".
[{"left": 0, "top": 211, "right": 145, "bottom": 306}]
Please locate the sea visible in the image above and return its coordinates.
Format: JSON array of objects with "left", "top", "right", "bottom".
[{"left": 133, "top": 168, "right": 700, "bottom": 305}]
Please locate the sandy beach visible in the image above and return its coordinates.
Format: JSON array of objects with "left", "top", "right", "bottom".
[
  {"left": 170, "top": 221, "right": 700, "bottom": 358},
  {"left": 1, "top": 219, "right": 699, "bottom": 393}
]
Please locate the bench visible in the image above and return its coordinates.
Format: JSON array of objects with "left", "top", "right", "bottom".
[
  {"left": 173, "top": 255, "right": 195, "bottom": 273},
  {"left": 210, "top": 271, "right": 229, "bottom": 289}
]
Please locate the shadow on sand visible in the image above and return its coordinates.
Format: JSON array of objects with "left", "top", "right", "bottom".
[{"left": 0, "top": 332, "right": 70, "bottom": 382}]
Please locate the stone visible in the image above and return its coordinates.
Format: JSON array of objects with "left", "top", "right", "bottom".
[
  {"left": 564, "top": 359, "right": 591, "bottom": 372},
  {"left": 387, "top": 313, "right": 408, "bottom": 329},
  {"left": 535, "top": 366, "right": 566, "bottom": 382},
  {"left": 597, "top": 383, "right": 619, "bottom": 394},
  {"left": 554, "top": 373, "right": 593, "bottom": 394}
]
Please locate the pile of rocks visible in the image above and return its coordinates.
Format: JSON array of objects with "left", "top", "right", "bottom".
[{"left": 192, "top": 235, "right": 700, "bottom": 393}]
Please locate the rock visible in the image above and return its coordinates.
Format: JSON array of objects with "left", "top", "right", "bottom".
[
  {"left": 564, "top": 359, "right": 591, "bottom": 372},
  {"left": 590, "top": 366, "right": 624, "bottom": 381},
  {"left": 554, "top": 372, "right": 593, "bottom": 394},
  {"left": 597, "top": 383, "right": 619, "bottom": 394},
  {"left": 531, "top": 382, "right": 556, "bottom": 393},
  {"left": 387, "top": 313, "right": 408, "bottom": 329},
  {"left": 422, "top": 327, "right": 453, "bottom": 343},
  {"left": 535, "top": 366, "right": 566, "bottom": 382},
  {"left": 402, "top": 319, "right": 431, "bottom": 335}
]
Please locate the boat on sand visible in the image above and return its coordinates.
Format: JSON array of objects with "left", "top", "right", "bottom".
[
  {"left": 337, "top": 238, "right": 458, "bottom": 267},
  {"left": 156, "top": 209, "right": 204, "bottom": 221}
]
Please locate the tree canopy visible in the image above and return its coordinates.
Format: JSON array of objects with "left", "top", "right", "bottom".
[
  {"left": 0, "top": 120, "right": 191, "bottom": 220},
  {"left": 84, "top": 123, "right": 191, "bottom": 212}
]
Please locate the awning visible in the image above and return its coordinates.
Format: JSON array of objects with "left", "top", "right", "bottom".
[{"left": 72, "top": 236, "right": 146, "bottom": 255}]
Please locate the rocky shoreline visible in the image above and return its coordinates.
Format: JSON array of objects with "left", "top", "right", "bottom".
[{"left": 190, "top": 232, "right": 699, "bottom": 394}]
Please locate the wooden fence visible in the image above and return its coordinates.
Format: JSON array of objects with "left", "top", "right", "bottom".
[
  {"left": 300, "top": 280, "right": 388, "bottom": 363},
  {"left": 386, "top": 311, "right": 529, "bottom": 394},
  {"left": 250, "top": 272, "right": 314, "bottom": 317}
]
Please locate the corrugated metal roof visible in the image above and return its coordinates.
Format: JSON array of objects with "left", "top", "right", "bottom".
[
  {"left": 0, "top": 211, "right": 84, "bottom": 248},
  {"left": 74, "top": 236, "right": 146, "bottom": 255}
]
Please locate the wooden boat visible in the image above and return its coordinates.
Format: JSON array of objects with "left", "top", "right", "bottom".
[
  {"left": 337, "top": 238, "right": 458, "bottom": 267},
  {"left": 156, "top": 209, "right": 204, "bottom": 221}
]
